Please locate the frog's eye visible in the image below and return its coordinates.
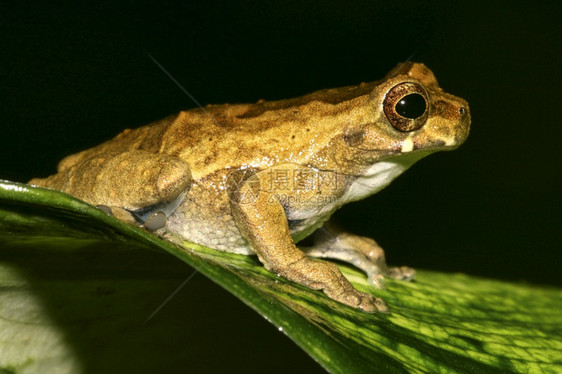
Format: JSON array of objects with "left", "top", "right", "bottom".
[{"left": 383, "top": 82, "right": 429, "bottom": 132}]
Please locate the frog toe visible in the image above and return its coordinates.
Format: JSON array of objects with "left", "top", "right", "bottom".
[
  {"left": 387, "top": 266, "right": 416, "bottom": 281},
  {"left": 370, "top": 296, "right": 390, "bottom": 314},
  {"left": 367, "top": 273, "right": 386, "bottom": 289},
  {"left": 348, "top": 291, "right": 389, "bottom": 313},
  {"left": 142, "top": 211, "right": 168, "bottom": 231}
]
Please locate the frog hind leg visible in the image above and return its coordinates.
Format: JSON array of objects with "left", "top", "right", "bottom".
[
  {"left": 303, "top": 229, "right": 416, "bottom": 289},
  {"left": 96, "top": 205, "right": 137, "bottom": 225},
  {"left": 32, "top": 150, "right": 191, "bottom": 229}
]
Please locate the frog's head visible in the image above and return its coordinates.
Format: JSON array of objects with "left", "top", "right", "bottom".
[{"left": 339, "top": 62, "right": 470, "bottom": 169}]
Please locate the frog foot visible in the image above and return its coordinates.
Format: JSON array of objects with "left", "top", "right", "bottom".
[
  {"left": 387, "top": 266, "right": 416, "bottom": 281},
  {"left": 96, "top": 205, "right": 167, "bottom": 232},
  {"left": 304, "top": 230, "right": 415, "bottom": 289},
  {"left": 284, "top": 257, "right": 389, "bottom": 313},
  {"left": 142, "top": 211, "right": 167, "bottom": 231}
]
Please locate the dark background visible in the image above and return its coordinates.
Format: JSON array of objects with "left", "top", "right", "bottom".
[{"left": 1, "top": 1, "right": 560, "bottom": 372}]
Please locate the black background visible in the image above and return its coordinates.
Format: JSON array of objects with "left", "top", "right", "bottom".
[{"left": 1, "top": 1, "right": 561, "bottom": 372}]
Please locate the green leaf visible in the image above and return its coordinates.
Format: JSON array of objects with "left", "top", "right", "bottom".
[{"left": 1, "top": 180, "right": 561, "bottom": 373}]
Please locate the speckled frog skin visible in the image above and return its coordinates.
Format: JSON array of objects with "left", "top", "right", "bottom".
[{"left": 30, "top": 62, "right": 470, "bottom": 312}]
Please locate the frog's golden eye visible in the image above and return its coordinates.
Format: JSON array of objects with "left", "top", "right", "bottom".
[{"left": 383, "top": 82, "right": 429, "bottom": 132}]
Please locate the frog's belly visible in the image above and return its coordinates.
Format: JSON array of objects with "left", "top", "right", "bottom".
[
  {"left": 165, "top": 182, "right": 332, "bottom": 255},
  {"left": 166, "top": 185, "right": 254, "bottom": 255}
]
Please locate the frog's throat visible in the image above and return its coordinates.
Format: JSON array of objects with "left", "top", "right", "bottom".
[{"left": 341, "top": 151, "right": 431, "bottom": 204}]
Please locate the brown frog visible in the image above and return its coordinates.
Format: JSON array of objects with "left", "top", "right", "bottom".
[{"left": 30, "top": 62, "right": 470, "bottom": 312}]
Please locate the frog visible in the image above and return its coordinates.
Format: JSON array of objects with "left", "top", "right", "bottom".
[{"left": 29, "top": 62, "right": 470, "bottom": 312}]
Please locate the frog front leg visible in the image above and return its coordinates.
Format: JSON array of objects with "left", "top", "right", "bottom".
[
  {"left": 304, "top": 230, "right": 416, "bottom": 289},
  {"left": 229, "top": 169, "right": 388, "bottom": 313}
]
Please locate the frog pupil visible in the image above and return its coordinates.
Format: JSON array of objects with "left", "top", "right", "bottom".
[{"left": 395, "top": 93, "right": 426, "bottom": 119}]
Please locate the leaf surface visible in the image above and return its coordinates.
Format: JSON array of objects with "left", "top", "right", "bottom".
[{"left": 1, "top": 181, "right": 561, "bottom": 373}]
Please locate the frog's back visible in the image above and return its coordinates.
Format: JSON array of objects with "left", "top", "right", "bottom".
[
  {"left": 32, "top": 80, "right": 377, "bottom": 187},
  {"left": 158, "top": 89, "right": 375, "bottom": 179}
]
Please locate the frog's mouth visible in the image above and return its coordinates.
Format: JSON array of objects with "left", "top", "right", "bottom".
[
  {"left": 401, "top": 137, "right": 452, "bottom": 154},
  {"left": 399, "top": 110, "right": 471, "bottom": 154}
]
